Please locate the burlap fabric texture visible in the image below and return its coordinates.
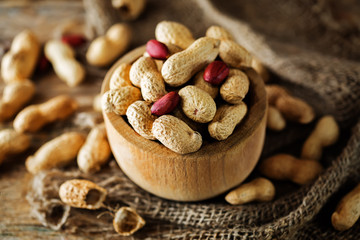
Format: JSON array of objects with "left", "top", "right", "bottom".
[{"left": 27, "top": 0, "right": 360, "bottom": 239}]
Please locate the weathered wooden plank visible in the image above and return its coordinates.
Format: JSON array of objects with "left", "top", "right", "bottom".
[{"left": 0, "top": 1, "right": 84, "bottom": 41}]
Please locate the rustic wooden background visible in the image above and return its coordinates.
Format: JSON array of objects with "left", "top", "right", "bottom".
[{"left": 2, "top": 1, "right": 359, "bottom": 239}]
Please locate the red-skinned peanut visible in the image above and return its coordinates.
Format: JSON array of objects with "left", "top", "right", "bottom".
[
  {"left": 61, "top": 34, "right": 87, "bottom": 48},
  {"left": 203, "top": 61, "right": 229, "bottom": 85},
  {"left": 146, "top": 39, "right": 169, "bottom": 60},
  {"left": 151, "top": 91, "right": 180, "bottom": 116},
  {"left": 36, "top": 54, "right": 50, "bottom": 73}
]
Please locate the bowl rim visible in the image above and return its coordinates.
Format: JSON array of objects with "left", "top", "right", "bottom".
[{"left": 101, "top": 45, "right": 267, "bottom": 158}]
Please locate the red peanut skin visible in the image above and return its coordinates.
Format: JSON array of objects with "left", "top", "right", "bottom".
[
  {"left": 61, "top": 34, "right": 87, "bottom": 48},
  {"left": 146, "top": 39, "right": 169, "bottom": 60},
  {"left": 36, "top": 54, "right": 50, "bottom": 73},
  {"left": 203, "top": 60, "right": 229, "bottom": 85},
  {"left": 151, "top": 91, "right": 180, "bottom": 116}
]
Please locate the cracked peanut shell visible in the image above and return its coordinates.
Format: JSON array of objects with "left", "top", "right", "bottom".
[
  {"left": 102, "top": 86, "right": 142, "bottom": 115},
  {"left": 59, "top": 179, "right": 107, "bottom": 209}
]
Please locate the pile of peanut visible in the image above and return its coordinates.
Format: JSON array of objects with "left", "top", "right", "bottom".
[
  {"left": 0, "top": 27, "right": 124, "bottom": 174},
  {"left": 0, "top": 7, "right": 143, "bottom": 235},
  {"left": 102, "top": 21, "right": 253, "bottom": 154},
  {"left": 1, "top": 15, "right": 359, "bottom": 234},
  {"left": 225, "top": 82, "right": 360, "bottom": 231}
]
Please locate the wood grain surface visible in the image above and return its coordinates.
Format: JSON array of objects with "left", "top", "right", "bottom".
[{"left": 0, "top": 1, "right": 116, "bottom": 239}]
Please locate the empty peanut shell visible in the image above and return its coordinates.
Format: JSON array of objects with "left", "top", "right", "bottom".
[
  {"left": 59, "top": 179, "right": 107, "bottom": 210},
  {"left": 113, "top": 207, "right": 145, "bottom": 236}
]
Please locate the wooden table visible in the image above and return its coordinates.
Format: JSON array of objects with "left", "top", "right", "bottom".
[{"left": 0, "top": 1, "right": 111, "bottom": 239}]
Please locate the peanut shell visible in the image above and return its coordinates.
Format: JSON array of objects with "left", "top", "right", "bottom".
[
  {"left": 113, "top": 207, "right": 145, "bottom": 236},
  {"left": 220, "top": 69, "right": 250, "bottom": 104},
  {"left": 155, "top": 21, "right": 194, "bottom": 49},
  {"left": 126, "top": 101, "right": 157, "bottom": 140},
  {"left": 162, "top": 37, "right": 220, "bottom": 87},
  {"left": 109, "top": 63, "right": 132, "bottom": 90},
  {"left": 0, "top": 129, "right": 30, "bottom": 165},
  {"left": 219, "top": 39, "right": 252, "bottom": 68},
  {"left": 152, "top": 115, "right": 202, "bottom": 154},
  {"left": 59, "top": 179, "right": 107, "bottom": 209},
  {"left": 208, "top": 102, "right": 247, "bottom": 140},
  {"left": 192, "top": 71, "right": 218, "bottom": 99},
  {"left": 77, "top": 124, "right": 111, "bottom": 173},
  {"left": 206, "top": 25, "right": 234, "bottom": 41},
  {"left": 26, "top": 132, "right": 86, "bottom": 174},
  {"left": 102, "top": 86, "right": 142, "bottom": 115},
  {"left": 178, "top": 85, "right": 216, "bottom": 123}
]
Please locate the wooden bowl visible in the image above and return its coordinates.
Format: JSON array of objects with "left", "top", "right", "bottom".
[{"left": 101, "top": 46, "right": 267, "bottom": 202}]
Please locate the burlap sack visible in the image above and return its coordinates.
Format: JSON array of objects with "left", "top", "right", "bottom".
[{"left": 27, "top": 0, "right": 360, "bottom": 239}]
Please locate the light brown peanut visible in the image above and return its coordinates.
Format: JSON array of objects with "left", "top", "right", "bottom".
[
  {"left": 26, "top": 132, "right": 86, "bottom": 174},
  {"left": 266, "top": 85, "right": 315, "bottom": 124},
  {"left": 220, "top": 69, "right": 249, "bottom": 104},
  {"left": 140, "top": 70, "right": 167, "bottom": 102},
  {"left": 0, "top": 79, "right": 35, "bottom": 121},
  {"left": 301, "top": 115, "right": 339, "bottom": 161},
  {"left": 109, "top": 63, "right": 132, "bottom": 90},
  {"left": 155, "top": 21, "right": 195, "bottom": 49},
  {"left": 14, "top": 95, "right": 78, "bottom": 133},
  {"left": 113, "top": 207, "right": 145, "bottom": 236},
  {"left": 178, "top": 85, "right": 216, "bottom": 123},
  {"left": 276, "top": 97, "right": 314, "bottom": 124},
  {"left": 59, "top": 179, "right": 107, "bottom": 210},
  {"left": 1, "top": 30, "right": 40, "bottom": 83},
  {"left": 45, "top": 40, "right": 85, "bottom": 87},
  {"left": 152, "top": 115, "right": 202, "bottom": 154},
  {"left": 162, "top": 37, "right": 220, "bottom": 87},
  {"left": 266, "top": 106, "right": 286, "bottom": 131},
  {"left": 77, "top": 124, "right": 111, "bottom": 173},
  {"left": 259, "top": 154, "right": 323, "bottom": 185},
  {"left": 102, "top": 86, "right": 142, "bottom": 115},
  {"left": 251, "top": 57, "right": 269, "bottom": 82},
  {"left": 93, "top": 94, "right": 102, "bottom": 112},
  {"left": 130, "top": 56, "right": 167, "bottom": 102},
  {"left": 225, "top": 178, "right": 275, "bottom": 205},
  {"left": 219, "top": 39, "right": 252, "bottom": 68},
  {"left": 266, "top": 84, "right": 287, "bottom": 104},
  {"left": 86, "top": 23, "right": 132, "bottom": 67},
  {"left": 192, "top": 71, "right": 218, "bottom": 99},
  {"left": 129, "top": 53, "right": 152, "bottom": 87},
  {"left": 111, "top": 0, "right": 146, "bottom": 20},
  {"left": 0, "top": 129, "right": 30, "bottom": 165},
  {"left": 126, "top": 101, "right": 157, "bottom": 140},
  {"left": 154, "top": 59, "right": 164, "bottom": 72},
  {"left": 208, "top": 102, "right": 247, "bottom": 141},
  {"left": 165, "top": 43, "right": 183, "bottom": 55},
  {"left": 172, "top": 108, "right": 207, "bottom": 135},
  {"left": 130, "top": 56, "right": 154, "bottom": 87},
  {"left": 331, "top": 183, "right": 360, "bottom": 231},
  {"left": 205, "top": 25, "right": 234, "bottom": 41}
]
